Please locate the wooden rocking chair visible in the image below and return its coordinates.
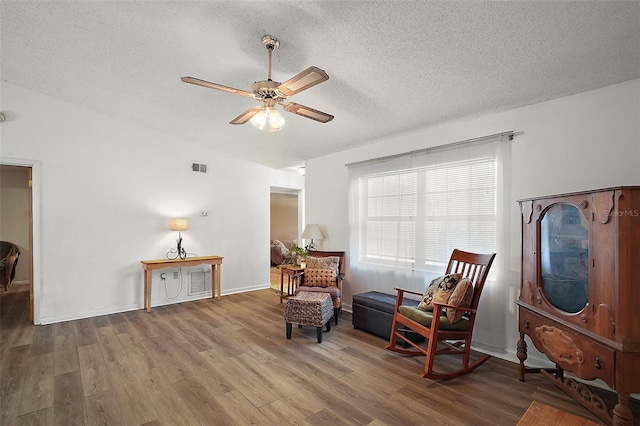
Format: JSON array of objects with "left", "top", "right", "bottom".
[{"left": 385, "top": 249, "right": 496, "bottom": 380}]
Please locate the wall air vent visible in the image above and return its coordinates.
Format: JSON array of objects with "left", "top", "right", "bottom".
[
  {"left": 191, "top": 163, "right": 208, "bottom": 173},
  {"left": 189, "top": 270, "right": 211, "bottom": 295}
]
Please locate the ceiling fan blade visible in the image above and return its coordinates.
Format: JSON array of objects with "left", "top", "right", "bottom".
[
  {"left": 181, "top": 76, "right": 256, "bottom": 98},
  {"left": 282, "top": 102, "right": 334, "bottom": 123},
  {"left": 277, "top": 66, "right": 329, "bottom": 97},
  {"left": 230, "top": 106, "right": 263, "bottom": 125}
]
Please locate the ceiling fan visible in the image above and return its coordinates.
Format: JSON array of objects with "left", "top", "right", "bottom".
[{"left": 181, "top": 35, "right": 334, "bottom": 131}]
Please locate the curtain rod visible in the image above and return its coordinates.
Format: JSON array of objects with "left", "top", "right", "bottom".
[{"left": 345, "top": 131, "right": 515, "bottom": 168}]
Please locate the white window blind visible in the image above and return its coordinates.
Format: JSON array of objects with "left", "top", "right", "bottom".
[
  {"left": 348, "top": 132, "right": 511, "bottom": 277},
  {"left": 359, "top": 156, "right": 496, "bottom": 271}
]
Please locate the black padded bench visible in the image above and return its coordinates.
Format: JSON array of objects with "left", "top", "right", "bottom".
[{"left": 352, "top": 291, "right": 425, "bottom": 345}]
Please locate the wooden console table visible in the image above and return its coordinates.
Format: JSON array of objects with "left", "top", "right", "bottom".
[{"left": 140, "top": 256, "right": 223, "bottom": 312}]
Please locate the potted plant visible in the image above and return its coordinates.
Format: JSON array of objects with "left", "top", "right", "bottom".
[{"left": 286, "top": 243, "right": 309, "bottom": 265}]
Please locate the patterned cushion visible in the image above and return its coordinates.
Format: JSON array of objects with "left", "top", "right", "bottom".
[
  {"left": 418, "top": 273, "right": 462, "bottom": 311},
  {"left": 446, "top": 278, "right": 474, "bottom": 323},
  {"left": 304, "top": 268, "right": 337, "bottom": 287},
  {"left": 398, "top": 306, "right": 471, "bottom": 331},
  {"left": 306, "top": 256, "right": 340, "bottom": 273},
  {"left": 295, "top": 286, "right": 342, "bottom": 308}
]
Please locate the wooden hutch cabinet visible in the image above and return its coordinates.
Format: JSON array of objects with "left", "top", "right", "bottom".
[{"left": 516, "top": 187, "right": 640, "bottom": 426}]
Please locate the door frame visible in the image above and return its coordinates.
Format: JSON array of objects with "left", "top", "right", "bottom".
[{"left": 1, "top": 157, "right": 41, "bottom": 324}]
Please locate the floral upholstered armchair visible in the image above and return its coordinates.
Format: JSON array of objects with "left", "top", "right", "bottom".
[{"left": 295, "top": 250, "right": 345, "bottom": 325}]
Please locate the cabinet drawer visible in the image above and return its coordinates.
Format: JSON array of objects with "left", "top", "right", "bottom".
[{"left": 518, "top": 308, "right": 615, "bottom": 388}]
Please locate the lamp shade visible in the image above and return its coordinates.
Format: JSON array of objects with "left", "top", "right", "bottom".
[
  {"left": 301, "top": 224, "right": 324, "bottom": 240},
  {"left": 171, "top": 218, "right": 189, "bottom": 231}
]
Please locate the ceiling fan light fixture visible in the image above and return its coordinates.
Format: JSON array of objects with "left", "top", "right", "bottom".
[{"left": 250, "top": 106, "right": 284, "bottom": 132}]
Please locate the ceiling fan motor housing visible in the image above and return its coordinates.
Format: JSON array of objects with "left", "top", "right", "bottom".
[{"left": 252, "top": 80, "right": 286, "bottom": 101}]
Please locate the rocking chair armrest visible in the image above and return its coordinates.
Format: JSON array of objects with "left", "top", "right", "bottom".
[
  {"left": 391, "top": 287, "right": 423, "bottom": 307},
  {"left": 392, "top": 287, "right": 423, "bottom": 297},
  {"left": 431, "top": 301, "right": 478, "bottom": 314}
]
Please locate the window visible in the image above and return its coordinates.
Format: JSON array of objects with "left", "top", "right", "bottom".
[
  {"left": 348, "top": 133, "right": 512, "bottom": 277},
  {"left": 358, "top": 156, "right": 497, "bottom": 271},
  {"left": 347, "top": 133, "right": 512, "bottom": 350}
]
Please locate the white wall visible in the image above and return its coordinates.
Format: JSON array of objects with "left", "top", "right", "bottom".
[
  {"left": 0, "top": 82, "right": 302, "bottom": 324},
  {"left": 305, "top": 79, "right": 640, "bottom": 364}
]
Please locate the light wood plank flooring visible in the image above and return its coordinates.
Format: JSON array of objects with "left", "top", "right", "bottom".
[
  {"left": 1, "top": 284, "right": 634, "bottom": 425},
  {"left": 270, "top": 266, "right": 281, "bottom": 290}
]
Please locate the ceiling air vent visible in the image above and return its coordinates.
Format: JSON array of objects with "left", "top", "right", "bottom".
[{"left": 191, "top": 163, "right": 207, "bottom": 173}]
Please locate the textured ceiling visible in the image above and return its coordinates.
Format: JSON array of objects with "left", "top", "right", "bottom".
[{"left": 2, "top": 1, "right": 639, "bottom": 169}]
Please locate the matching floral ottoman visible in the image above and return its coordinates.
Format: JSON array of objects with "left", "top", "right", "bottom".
[{"left": 284, "top": 291, "right": 333, "bottom": 343}]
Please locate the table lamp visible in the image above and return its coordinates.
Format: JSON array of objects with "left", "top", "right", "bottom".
[
  {"left": 169, "top": 218, "right": 189, "bottom": 260},
  {"left": 301, "top": 224, "right": 324, "bottom": 250}
]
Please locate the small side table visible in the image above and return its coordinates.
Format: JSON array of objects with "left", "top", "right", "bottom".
[{"left": 279, "top": 265, "right": 305, "bottom": 303}]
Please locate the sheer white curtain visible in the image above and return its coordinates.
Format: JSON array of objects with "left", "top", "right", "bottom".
[{"left": 347, "top": 134, "right": 512, "bottom": 351}]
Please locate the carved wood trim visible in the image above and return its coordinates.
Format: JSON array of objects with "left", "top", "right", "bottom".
[
  {"left": 535, "top": 325, "right": 585, "bottom": 365},
  {"left": 593, "top": 191, "right": 615, "bottom": 224},
  {"left": 523, "top": 280, "right": 534, "bottom": 305},
  {"left": 594, "top": 304, "right": 616, "bottom": 338},
  {"left": 540, "top": 370, "right": 613, "bottom": 425},
  {"left": 535, "top": 286, "right": 543, "bottom": 305},
  {"left": 522, "top": 201, "right": 533, "bottom": 224}
]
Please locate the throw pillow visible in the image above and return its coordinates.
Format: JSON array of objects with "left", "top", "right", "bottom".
[
  {"left": 304, "top": 268, "right": 337, "bottom": 287},
  {"left": 446, "top": 278, "right": 474, "bottom": 323},
  {"left": 306, "top": 256, "right": 340, "bottom": 273},
  {"left": 418, "top": 273, "right": 462, "bottom": 311}
]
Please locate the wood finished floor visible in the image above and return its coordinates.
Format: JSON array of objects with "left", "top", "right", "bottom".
[
  {"left": 270, "top": 266, "right": 281, "bottom": 290},
  {"left": 0, "top": 283, "right": 626, "bottom": 426}
]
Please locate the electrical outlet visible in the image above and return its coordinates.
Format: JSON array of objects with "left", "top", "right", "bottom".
[
  {"left": 173, "top": 271, "right": 179, "bottom": 279},
  {"left": 200, "top": 211, "right": 208, "bottom": 217}
]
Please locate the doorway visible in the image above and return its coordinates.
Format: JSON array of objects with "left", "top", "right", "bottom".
[
  {"left": 270, "top": 188, "right": 303, "bottom": 288},
  {"left": 0, "top": 160, "right": 39, "bottom": 323}
]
